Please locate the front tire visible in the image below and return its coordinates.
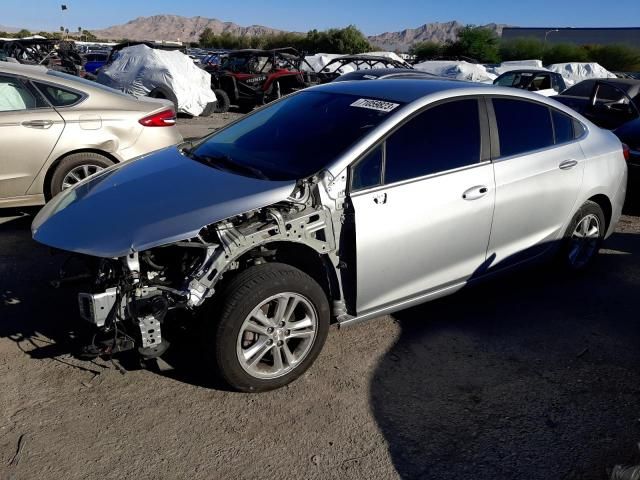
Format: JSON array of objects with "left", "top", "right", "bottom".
[
  {"left": 50, "top": 152, "right": 114, "bottom": 197},
  {"left": 205, "top": 263, "right": 330, "bottom": 392},
  {"left": 559, "top": 200, "right": 605, "bottom": 271}
]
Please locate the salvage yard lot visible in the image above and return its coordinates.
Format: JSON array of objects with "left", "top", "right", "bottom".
[{"left": 1, "top": 114, "right": 640, "bottom": 479}]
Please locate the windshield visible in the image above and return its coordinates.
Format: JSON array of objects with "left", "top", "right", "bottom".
[
  {"left": 495, "top": 72, "right": 534, "bottom": 88},
  {"left": 191, "top": 90, "right": 404, "bottom": 180}
]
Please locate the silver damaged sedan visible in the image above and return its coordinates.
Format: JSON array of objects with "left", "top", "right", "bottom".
[{"left": 32, "top": 79, "right": 628, "bottom": 392}]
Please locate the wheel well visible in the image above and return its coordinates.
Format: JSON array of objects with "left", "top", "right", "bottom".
[
  {"left": 226, "top": 242, "right": 340, "bottom": 304},
  {"left": 44, "top": 149, "right": 119, "bottom": 200},
  {"left": 588, "top": 194, "right": 612, "bottom": 231}
]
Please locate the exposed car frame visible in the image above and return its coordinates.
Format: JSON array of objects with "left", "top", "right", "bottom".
[
  {"left": 1, "top": 38, "right": 85, "bottom": 76},
  {"left": 315, "top": 54, "right": 413, "bottom": 83},
  {"left": 204, "top": 47, "right": 317, "bottom": 112}
]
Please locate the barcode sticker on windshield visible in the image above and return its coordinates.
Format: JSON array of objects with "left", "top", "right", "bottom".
[{"left": 350, "top": 98, "right": 399, "bottom": 113}]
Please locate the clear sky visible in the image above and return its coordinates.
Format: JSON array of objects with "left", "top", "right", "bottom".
[{"left": 3, "top": 0, "right": 639, "bottom": 35}]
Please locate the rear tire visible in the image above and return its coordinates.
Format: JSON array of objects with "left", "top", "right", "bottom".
[
  {"left": 203, "top": 263, "right": 330, "bottom": 392},
  {"left": 50, "top": 152, "right": 114, "bottom": 197},
  {"left": 558, "top": 200, "right": 605, "bottom": 271},
  {"left": 212, "top": 89, "right": 230, "bottom": 113},
  {"left": 148, "top": 87, "right": 179, "bottom": 113}
]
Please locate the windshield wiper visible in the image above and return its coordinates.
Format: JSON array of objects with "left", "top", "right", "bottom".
[{"left": 182, "top": 148, "right": 268, "bottom": 180}]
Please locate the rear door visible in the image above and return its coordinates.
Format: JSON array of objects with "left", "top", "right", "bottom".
[
  {"left": 486, "top": 97, "right": 585, "bottom": 270},
  {"left": 0, "top": 74, "right": 64, "bottom": 199},
  {"left": 349, "top": 98, "right": 496, "bottom": 314}
]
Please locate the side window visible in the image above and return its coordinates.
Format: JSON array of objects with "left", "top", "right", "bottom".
[
  {"left": 493, "top": 98, "right": 554, "bottom": 157},
  {"left": 552, "top": 110, "right": 574, "bottom": 144},
  {"left": 595, "top": 83, "right": 626, "bottom": 103},
  {"left": 531, "top": 74, "right": 551, "bottom": 91},
  {"left": 351, "top": 145, "right": 383, "bottom": 191},
  {"left": 34, "top": 82, "right": 83, "bottom": 107},
  {"left": 573, "top": 119, "right": 586, "bottom": 139},
  {"left": 0, "top": 75, "right": 40, "bottom": 111},
  {"left": 384, "top": 99, "right": 481, "bottom": 184}
]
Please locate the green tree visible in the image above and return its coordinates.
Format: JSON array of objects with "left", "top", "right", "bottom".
[
  {"left": 81, "top": 30, "right": 98, "bottom": 41},
  {"left": 15, "top": 29, "right": 32, "bottom": 38},
  {"left": 542, "top": 43, "right": 589, "bottom": 65},
  {"left": 499, "top": 38, "right": 545, "bottom": 62},
  {"left": 409, "top": 41, "right": 442, "bottom": 61},
  {"left": 445, "top": 26, "right": 500, "bottom": 63},
  {"left": 584, "top": 44, "right": 640, "bottom": 71}
]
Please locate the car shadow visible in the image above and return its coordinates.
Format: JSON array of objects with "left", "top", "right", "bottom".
[
  {"left": 0, "top": 207, "right": 234, "bottom": 387},
  {"left": 369, "top": 231, "right": 640, "bottom": 479},
  {"left": 0, "top": 208, "right": 135, "bottom": 376}
]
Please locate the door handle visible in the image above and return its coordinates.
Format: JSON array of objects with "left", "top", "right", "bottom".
[
  {"left": 373, "top": 192, "right": 387, "bottom": 205},
  {"left": 462, "top": 185, "right": 488, "bottom": 201},
  {"left": 22, "top": 119, "right": 54, "bottom": 129},
  {"left": 559, "top": 159, "right": 578, "bottom": 170}
]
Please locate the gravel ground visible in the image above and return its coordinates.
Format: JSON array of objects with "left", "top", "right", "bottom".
[
  {"left": 175, "top": 112, "right": 244, "bottom": 141},
  {"left": 1, "top": 115, "right": 640, "bottom": 479}
]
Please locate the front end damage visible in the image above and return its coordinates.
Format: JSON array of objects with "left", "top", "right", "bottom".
[{"left": 69, "top": 184, "right": 341, "bottom": 360}]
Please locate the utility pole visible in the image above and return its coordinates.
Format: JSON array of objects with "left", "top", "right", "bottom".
[{"left": 544, "top": 29, "right": 559, "bottom": 49}]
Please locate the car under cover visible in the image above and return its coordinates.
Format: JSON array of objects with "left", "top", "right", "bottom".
[{"left": 31, "top": 147, "right": 296, "bottom": 258}]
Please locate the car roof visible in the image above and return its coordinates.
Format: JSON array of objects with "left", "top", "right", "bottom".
[
  {"left": 310, "top": 78, "right": 490, "bottom": 103},
  {"left": 0, "top": 61, "right": 49, "bottom": 79}
]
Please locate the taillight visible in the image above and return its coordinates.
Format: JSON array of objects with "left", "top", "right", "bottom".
[
  {"left": 139, "top": 109, "right": 176, "bottom": 127},
  {"left": 622, "top": 143, "right": 630, "bottom": 162}
]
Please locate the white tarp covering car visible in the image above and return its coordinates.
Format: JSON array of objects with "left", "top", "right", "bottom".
[
  {"left": 487, "top": 60, "right": 549, "bottom": 77},
  {"left": 97, "top": 44, "right": 216, "bottom": 116},
  {"left": 413, "top": 60, "right": 496, "bottom": 83},
  {"left": 546, "top": 62, "right": 616, "bottom": 86}
]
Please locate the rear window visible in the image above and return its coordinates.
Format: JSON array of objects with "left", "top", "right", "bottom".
[
  {"left": 191, "top": 91, "right": 404, "bottom": 180},
  {"left": 493, "top": 98, "right": 554, "bottom": 157}
]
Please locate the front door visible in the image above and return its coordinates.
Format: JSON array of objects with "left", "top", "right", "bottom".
[
  {"left": 348, "top": 98, "right": 496, "bottom": 314},
  {"left": 0, "top": 74, "right": 64, "bottom": 199}
]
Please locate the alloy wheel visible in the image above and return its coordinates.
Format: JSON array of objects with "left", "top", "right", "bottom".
[
  {"left": 568, "top": 213, "right": 601, "bottom": 268},
  {"left": 61, "top": 164, "right": 105, "bottom": 190},
  {"left": 236, "top": 292, "right": 318, "bottom": 380}
]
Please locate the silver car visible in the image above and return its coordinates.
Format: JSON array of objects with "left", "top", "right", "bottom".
[
  {"left": 31, "top": 79, "right": 627, "bottom": 392},
  {"left": 0, "top": 62, "right": 182, "bottom": 208}
]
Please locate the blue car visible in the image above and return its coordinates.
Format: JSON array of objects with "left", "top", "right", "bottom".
[{"left": 83, "top": 52, "right": 109, "bottom": 75}]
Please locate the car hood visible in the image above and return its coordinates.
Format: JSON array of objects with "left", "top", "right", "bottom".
[{"left": 32, "top": 147, "right": 296, "bottom": 258}]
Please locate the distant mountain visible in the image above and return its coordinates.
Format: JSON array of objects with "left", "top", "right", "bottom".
[
  {"left": 92, "top": 15, "right": 509, "bottom": 51},
  {"left": 0, "top": 25, "right": 19, "bottom": 33},
  {"left": 368, "top": 21, "right": 508, "bottom": 51},
  {"left": 93, "top": 15, "right": 287, "bottom": 43}
]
